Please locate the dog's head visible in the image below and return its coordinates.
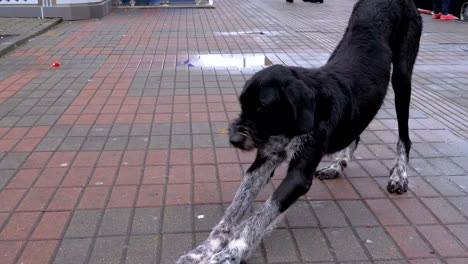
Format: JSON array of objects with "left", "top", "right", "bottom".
[{"left": 229, "top": 65, "right": 316, "bottom": 151}]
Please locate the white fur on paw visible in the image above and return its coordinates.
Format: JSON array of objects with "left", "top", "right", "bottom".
[
  {"left": 176, "top": 244, "right": 213, "bottom": 264},
  {"left": 209, "top": 249, "right": 242, "bottom": 264},
  {"left": 315, "top": 164, "right": 343, "bottom": 180},
  {"left": 387, "top": 168, "right": 408, "bottom": 194}
]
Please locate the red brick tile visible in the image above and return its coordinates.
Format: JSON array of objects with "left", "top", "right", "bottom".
[
  {"left": 137, "top": 185, "right": 164, "bottom": 207},
  {"left": 237, "top": 150, "right": 256, "bottom": 163},
  {"left": 115, "top": 113, "right": 135, "bottom": 124},
  {"left": 122, "top": 150, "right": 145, "bottom": 166},
  {"left": 215, "top": 148, "right": 238, "bottom": 163},
  {"left": 25, "top": 126, "right": 49, "bottom": 139},
  {"left": 4, "top": 127, "right": 28, "bottom": 139},
  {"left": 448, "top": 225, "right": 468, "bottom": 249},
  {"left": 143, "top": 166, "right": 167, "bottom": 184},
  {"left": 154, "top": 113, "right": 172, "bottom": 123},
  {"left": 76, "top": 114, "right": 98, "bottom": 124},
  {"left": 13, "top": 138, "right": 41, "bottom": 152},
  {"left": 394, "top": 198, "right": 438, "bottom": 224},
  {"left": 0, "top": 213, "right": 9, "bottom": 228},
  {"left": 47, "top": 187, "right": 81, "bottom": 211},
  {"left": 78, "top": 186, "right": 110, "bottom": 209},
  {"left": 169, "top": 149, "right": 191, "bottom": 165},
  {"left": 116, "top": 166, "right": 142, "bottom": 185},
  {"left": 0, "top": 212, "right": 40, "bottom": 240},
  {"left": 72, "top": 151, "right": 100, "bottom": 167},
  {"left": 324, "top": 178, "right": 360, "bottom": 199},
  {"left": 418, "top": 225, "right": 468, "bottom": 257},
  {"left": 96, "top": 114, "right": 116, "bottom": 124},
  {"left": 0, "top": 241, "right": 23, "bottom": 264},
  {"left": 34, "top": 168, "right": 67, "bottom": 187},
  {"left": 0, "top": 189, "right": 27, "bottom": 212},
  {"left": 134, "top": 113, "right": 153, "bottom": 124},
  {"left": 16, "top": 188, "right": 54, "bottom": 212},
  {"left": 6, "top": 169, "right": 40, "bottom": 189},
  {"left": 0, "top": 139, "right": 20, "bottom": 152},
  {"left": 217, "top": 163, "right": 242, "bottom": 182},
  {"left": 366, "top": 199, "right": 408, "bottom": 225},
  {"left": 221, "top": 181, "right": 241, "bottom": 203},
  {"left": 446, "top": 259, "right": 468, "bottom": 264},
  {"left": 107, "top": 185, "right": 138, "bottom": 208},
  {"left": 166, "top": 184, "right": 191, "bottom": 205},
  {"left": 47, "top": 151, "right": 77, "bottom": 167},
  {"left": 57, "top": 114, "right": 78, "bottom": 125},
  {"left": 257, "top": 182, "right": 275, "bottom": 202},
  {"left": 31, "top": 211, "right": 70, "bottom": 239},
  {"left": 22, "top": 152, "right": 52, "bottom": 169},
  {"left": 0, "top": 127, "right": 9, "bottom": 138},
  {"left": 89, "top": 166, "right": 117, "bottom": 186},
  {"left": 386, "top": 226, "right": 433, "bottom": 258},
  {"left": 173, "top": 113, "right": 190, "bottom": 123},
  {"left": 194, "top": 183, "right": 220, "bottom": 204},
  {"left": 306, "top": 180, "right": 332, "bottom": 200},
  {"left": 146, "top": 150, "right": 168, "bottom": 165},
  {"left": 410, "top": 259, "right": 443, "bottom": 264},
  {"left": 97, "top": 151, "right": 122, "bottom": 167},
  {"left": 17, "top": 240, "right": 58, "bottom": 264},
  {"left": 168, "top": 165, "right": 192, "bottom": 184},
  {"left": 194, "top": 165, "right": 217, "bottom": 183},
  {"left": 192, "top": 148, "right": 215, "bottom": 164},
  {"left": 349, "top": 178, "right": 386, "bottom": 198},
  {"left": 61, "top": 167, "right": 92, "bottom": 187},
  {"left": 192, "top": 112, "right": 209, "bottom": 122}
]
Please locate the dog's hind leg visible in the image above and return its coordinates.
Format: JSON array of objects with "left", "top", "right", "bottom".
[
  {"left": 387, "top": 15, "right": 422, "bottom": 194},
  {"left": 315, "top": 137, "right": 359, "bottom": 180}
]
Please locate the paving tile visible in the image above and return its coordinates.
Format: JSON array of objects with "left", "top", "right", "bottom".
[
  {"left": 386, "top": 226, "right": 433, "bottom": 258},
  {"left": 0, "top": 189, "right": 26, "bottom": 212},
  {"left": 125, "top": 235, "right": 159, "bottom": 264},
  {"left": 366, "top": 199, "right": 408, "bottom": 226},
  {"left": 161, "top": 233, "right": 193, "bottom": 264},
  {"left": 53, "top": 238, "right": 92, "bottom": 264},
  {"left": 356, "top": 227, "right": 402, "bottom": 260},
  {"left": 311, "top": 201, "right": 348, "bottom": 227},
  {"left": 31, "top": 211, "right": 70, "bottom": 239},
  {"left": 292, "top": 228, "right": 334, "bottom": 262},
  {"left": 393, "top": 198, "right": 438, "bottom": 225},
  {"left": 0, "top": 212, "right": 40, "bottom": 240},
  {"left": 448, "top": 224, "right": 468, "bottom": 249},
  {"left": 0, "top": 241, "right": 23, "bottom": 264},
  {"left": 107, "top": 185, "right": 137, "bottom": 208},
  {"left": 418, "top": 225, "right": 468, "bottom": 257},
  {"left": 16, "top": 187, "right": 55, "bottom": 212},
  {"left": 98, "top": 208, "right": 132, "bottom": 236},
  {"left": 131, "top": 207, "right": 161, "bottom": 235},
  {"left": 286, "top": 201, "right": 318, "bottom": 227},
  {"left": 162, "top": 205, "right": 192, "bottom": 233},
  {"left": 17, "top": 240, "right": 58, "bottom": 264},
  {"left": 47, "top": 187, "right": 81, "bottom": 211},
  {"left": 64, "top": 209, "right": 102, "bottom": 238},
  {"left": 339, "top": 200, "right": 379, "bottom": 227},
  {"left": 89, "top": 236, "right": 126, "bottom": 264},
  {"left": 448, "top": 197, "right": 468, "bottom": 218},
  {"left": 421, "top": 198, "right": 467, "bottom": 224},
  {"left": 264, "top": 229, "right": 300, "bottom": 263},
  {"left": 324, "top": 227, "right": 368, "bottom": 261}
]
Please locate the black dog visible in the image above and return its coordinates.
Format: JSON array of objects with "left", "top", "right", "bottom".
[{"left": 177, "top": 0, "right": 422, "bottom": 263}]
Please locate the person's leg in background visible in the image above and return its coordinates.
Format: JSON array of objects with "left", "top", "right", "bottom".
[{"left": 433, "top": 0, "right": 459, "bottom": 20}]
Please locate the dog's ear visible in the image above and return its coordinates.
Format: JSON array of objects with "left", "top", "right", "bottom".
[{"left": 281, "top": 79, "right": 316, "bottom": 134}]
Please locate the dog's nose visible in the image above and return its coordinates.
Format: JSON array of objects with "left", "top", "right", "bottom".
[{"left": 229, "top": 133, "right": 244, "bottom": 147}]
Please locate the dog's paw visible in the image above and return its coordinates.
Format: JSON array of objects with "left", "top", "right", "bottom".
[
  {"left": 387, "top": 167, "right": 408, "bottom": 194},
  {"left": 208, "top": 249, "right": 243, "bottom": 264},
  {"left": 315, "top": 163, "right": 344, "bottom": 180},
  {"left": 176, "top": 244, "right": 213, "bottom": 264}
]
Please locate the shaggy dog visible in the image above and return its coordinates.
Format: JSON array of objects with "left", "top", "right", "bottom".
[{"left": 177, "top": 0, "right": 422, "bottom": 263}]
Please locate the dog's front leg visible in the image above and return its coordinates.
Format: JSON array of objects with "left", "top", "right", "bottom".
[
  {"left": 208, "top": 145, "right": 322, "bottom": 264},
  {"left": 176, "top": 153, "right": 283, "bottom": 264}
]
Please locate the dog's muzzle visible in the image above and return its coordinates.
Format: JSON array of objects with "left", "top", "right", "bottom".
[{"left": 229, "top": 124, "right": 255, "bottom": 151}]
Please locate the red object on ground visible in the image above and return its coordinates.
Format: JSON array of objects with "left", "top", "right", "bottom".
[
  {"left": 50, "top": 62, "right": 60, "bottom": 68},
  {"left": 441, "top": 14, "right": 459, "bottom": 20}
]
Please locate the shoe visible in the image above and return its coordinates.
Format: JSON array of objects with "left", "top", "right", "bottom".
[
  {"left": 441, "top": 14, "right": 458, "bottom": 20},
  {"left": 286, "top": 0, "right": 293, "bottom": 3},
  {"left": 432, "top": 13, "right": 442, "bottom": 19},
  {"left": 303, "top": 0, "right": 323, "bottom": 2}
]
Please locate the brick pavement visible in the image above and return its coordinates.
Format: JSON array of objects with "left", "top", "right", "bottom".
[{"left": 1, "top": 0, "right": 468, "bottom": 263}]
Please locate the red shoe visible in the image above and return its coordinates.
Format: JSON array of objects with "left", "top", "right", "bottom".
[
  {"left": 432, "top": 13, "right": 442, "bottom": 19},
  {"left": 441, "top": 14, "right": 458, "bottom": 20}
]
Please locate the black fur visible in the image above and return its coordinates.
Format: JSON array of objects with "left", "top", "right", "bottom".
[{"left": 230, "top": 0, "right": 422, "bottom": 211}]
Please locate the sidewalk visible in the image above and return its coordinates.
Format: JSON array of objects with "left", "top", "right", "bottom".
[{"left": 0, "top": 0, "right": 468, "bottom": 263}]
